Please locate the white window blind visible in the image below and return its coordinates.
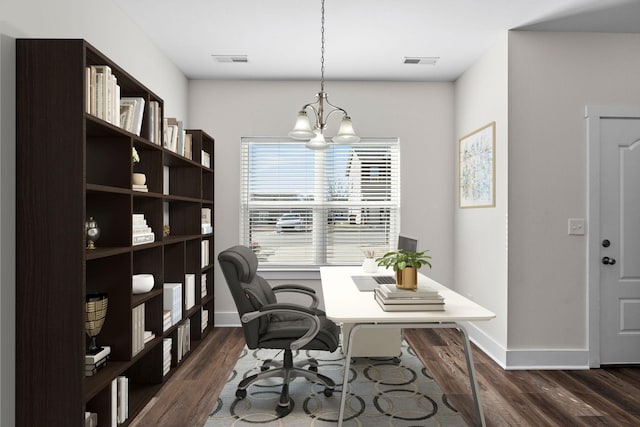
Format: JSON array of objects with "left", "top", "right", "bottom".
[{"left": 240, "top": 137, "right": 400, "bottom": 268}]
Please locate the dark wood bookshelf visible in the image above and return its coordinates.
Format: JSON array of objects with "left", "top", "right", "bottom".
[{"left": 16, "top": 39, "right": 215, "bottom": 427}]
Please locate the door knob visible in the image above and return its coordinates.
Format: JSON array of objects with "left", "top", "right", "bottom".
[{"left": 602, "top": 256, "right": 616, "bottom": 265}]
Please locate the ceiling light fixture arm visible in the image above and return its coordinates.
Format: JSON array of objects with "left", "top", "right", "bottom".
[
  {"left": 300, "top": 91, "right": 349, "bottom": 132},
  {"left": 288, "top": 0, "right": 360, "bottom": 148}
]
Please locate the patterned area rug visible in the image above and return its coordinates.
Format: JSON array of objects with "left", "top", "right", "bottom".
[{"left": 207, "top": 340, "right": 467, "bottom": 426}]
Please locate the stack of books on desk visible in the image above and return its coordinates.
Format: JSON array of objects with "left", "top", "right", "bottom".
[
  {"left": 374, "top": 283, "right": 445, "bottom": 311},
  {"left": 85, "top": 346, "right": 111, "bottom": 376}
]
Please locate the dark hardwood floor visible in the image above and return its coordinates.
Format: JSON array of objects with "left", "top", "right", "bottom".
[{"left": 130, "top": 327, "right": 640, "bottom": 427}]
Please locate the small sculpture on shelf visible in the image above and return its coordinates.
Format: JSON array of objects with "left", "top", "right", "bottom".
[
  {"left": 85, "top": 293, "right": 108, "bottom": 354},
  {"left": 85, "top": 217, "right": 100, "bottom": 250}
]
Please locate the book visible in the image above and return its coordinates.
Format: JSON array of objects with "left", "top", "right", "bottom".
[
  {"left": 85, "top": 345, "right": 111, "bottom": 364},
  {"left": 374, "top": 288, "right": 444, "bottom": 304},
  {"left": 111, "top": 378, "right": 117, "bottom": 427},
  {"left": 375, "top": 288, "right": 443, "bottom": 304},
  {"left": 375, "top": 292, "right": 445, "bottom": 311},
  {"left": 120, "top": 97, "right": 145, "bottom": 136},
  {"left": 377, "top": 283, "right": 441, "bottom": 299},
  {"left": 185, "top": 273, "right": 195, "bottom": 310},
  {"left": 85, "top": 412, "right": 98, "bottom": 427},
  {"left": 184, "top": 133, "right": 193, "bottom": 159},
  {"left": 117, "top": 376, "right": 127, "bottom": 423},
  {"left": 132, "top": 184, "right": 148, "bottom": 192},
  {"left": 133, "top": 232, "right": 155, "bottom": 245}
]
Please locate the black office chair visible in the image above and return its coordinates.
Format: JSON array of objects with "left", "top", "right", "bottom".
[{"left": 218, "top": 245, "right": 339, "bottom": 416}]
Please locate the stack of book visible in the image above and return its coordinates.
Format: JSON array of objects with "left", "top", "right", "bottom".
[
  {"left": 201, "top": 273, "right": 208, "bottom": 298},
  {"left": 131, "top": 304, "right": 145, "bottom": 356},
  {"left": 85, "top": 345, "right": 110, "bottom": 377},
  {"left": 163, "top": 338, "right": 172, "bottom": 376},
  {"left": 163, "top": 117, "right": 185, "bottom": 155},
  {"left": 201, "top": 208, "right": 212, "bottom": 234},
  {"left": 132, "top": 182, "right": 148, "bottom": 192},
  {"left": 162, "top": 310, "right": 172, "bottom": 332},
  {"left": 185, "top": 273, "right": 195, "bottom": 311},
  {"left": 201, "top": 150, "right": 211, "bottom": 168},
  {"left": 119, "top": 97, "right": 145, "bottom": 136},
  {"left": 84, "top": 412, "right": 98, "bottom": 427},
  {"left": 132, "top": 214, "right": 155, "bottom": 245},
  {"left": 374, "top": 283, "right": 445, "bottom": 311},
  {"left": 111, "top": 376, "right": 129, "bottom": 425},
  {"left": 163, "top": 283, "right": 182, "bottom": 327},
  {"left": 201, "top": 308, "right": 209, "bottom": 333},
  {"left": 148, "top": 100, "right": 162, "bottom": 145},
  {"left": 201, "top": 240, "right": 210, "bottom": 268},
  {"left": 85, "top": 65, "right": 121, "bottom": 127},
  {"left": 176, "top": 319, "right": 191, "bottom": 363}
]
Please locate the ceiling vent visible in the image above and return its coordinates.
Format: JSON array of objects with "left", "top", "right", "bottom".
[
  {"left": 212, "top": 55, "right": 248, "bottom": 63},
  {"left": 403, "top": 57, "right": 439, "bottom": 65}
]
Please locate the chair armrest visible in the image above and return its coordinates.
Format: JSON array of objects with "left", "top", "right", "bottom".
[
  {"left": 272, "top": 284, "right": 319, "bottom": 309},
  {"left": 241, "top": 303, "right": 321, "bottom": 351}
]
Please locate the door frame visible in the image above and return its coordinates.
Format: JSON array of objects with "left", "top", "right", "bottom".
[{"left": 586, "top": 105, "right": 640, "bottom": 368}]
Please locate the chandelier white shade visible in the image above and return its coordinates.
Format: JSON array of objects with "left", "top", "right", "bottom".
[{"left": 288, "top": 0, "right": 360, "bottom": 149}]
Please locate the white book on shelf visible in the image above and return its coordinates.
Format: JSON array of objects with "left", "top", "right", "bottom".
[
  {"left": 185, "top": 274, "right": 195, "bottom": 310},
  {"left": 163, "top": 283, "right": 182, "bottom": 325},
  {"left": 120, "top": 97, "right": 145, "bottom": 136},
  {"left": 85, "top": 345, "right": 111, "bottom": 364},
  {"left": 110, "top": 378, "right": 117, "bottom": 427},
  {"left": 133, "top": 232, "right": 155, "bottom": 246},
  {"left": 117, "top": 376, "right": 126, "bottom": 423}
]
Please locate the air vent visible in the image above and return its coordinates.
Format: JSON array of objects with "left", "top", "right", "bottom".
[
  {"left": 403, "top": 57, "right": 439, "bottom": 65},
  {"left": 212, "top": 55, "right": 248, "bottom": 63}
]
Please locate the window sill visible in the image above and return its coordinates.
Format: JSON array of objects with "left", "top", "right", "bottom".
[{"left": 258, "top": 268, "right": 321, "bottom": 281}]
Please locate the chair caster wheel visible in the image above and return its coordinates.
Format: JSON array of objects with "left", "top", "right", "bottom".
[
  {"left": 235, "top": 389, "right": 247, "bottom": 399},
  {"left": 309, "top": 365, "right": 318, "bottom": 373},
  {"left": 276, "top": 404, "right": 292, "bottom": 417},
  {"left": 323, "top": 388, "right": 334, "bottom": 397}
]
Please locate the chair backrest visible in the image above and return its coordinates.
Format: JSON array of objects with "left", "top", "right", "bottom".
[{"left": 218, "top": 245, "right": 277, "bottom": 348}]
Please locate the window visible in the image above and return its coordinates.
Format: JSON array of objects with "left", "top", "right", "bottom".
[{"left": 241, "top": 137, "right": 400, "bottom": 268}]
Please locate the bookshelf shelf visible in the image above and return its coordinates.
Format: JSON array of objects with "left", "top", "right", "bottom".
[{"left": 16, "top": 39, "right": 215, "bottom": 426}]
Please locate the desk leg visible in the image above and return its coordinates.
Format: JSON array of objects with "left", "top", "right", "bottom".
[
  {"left": 456, "top": 323, "right": 486, "bottom": 427},
  {"left": 337, "top": 323, "right": 358, "bottom": 427},
  {"left": 336, "top": 323, "right": 486, "bottom": 427}
]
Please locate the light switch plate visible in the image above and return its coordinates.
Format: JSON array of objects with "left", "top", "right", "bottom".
[{"left": 568, "top": 218, "right": 585, "bottom": 235}]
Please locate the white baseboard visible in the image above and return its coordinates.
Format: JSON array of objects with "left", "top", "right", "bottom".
[
  {"left": 215, "top": 311, "right": 241, "bottom": 327},
  {"left": 464, "top": 322, "right": 589, "bottom": 370},
  {"left": 215, "top": 313, "right": 589, "bottom": 370}
]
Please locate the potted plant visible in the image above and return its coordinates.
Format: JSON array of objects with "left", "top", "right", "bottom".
[{"left": 376, "top": 249, "right": 432, "bottom": 290}]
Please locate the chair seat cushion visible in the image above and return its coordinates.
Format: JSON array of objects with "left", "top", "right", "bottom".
[{"left": 258, "top": 315, "right": 339, "bottom": 351}]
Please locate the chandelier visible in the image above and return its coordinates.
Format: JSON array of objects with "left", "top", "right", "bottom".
[{"left": 288, "top": 0, "right": 360, "bottom": 149}]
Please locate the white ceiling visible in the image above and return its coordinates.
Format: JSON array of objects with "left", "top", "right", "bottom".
[{"left": 113, "top": 0, "right": 640, "bottom": 81}]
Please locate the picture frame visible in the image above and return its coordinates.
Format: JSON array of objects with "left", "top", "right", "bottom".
[{"left": 458, "top": 122, "right": 496, "bottom": 208}]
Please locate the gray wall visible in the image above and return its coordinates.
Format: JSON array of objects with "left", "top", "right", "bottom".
[
  {"left": 454, "top": 34, "right": 509, "bottom": 356},
  {"left": 507, "top": 31, "right": 640, "bottom": 357},
  {"left": 1, "top": 1, "right": 190, "bottom": 424},
  {"left": 454, "top": 30, "right": 640, "bottom": 368},
  {"left": 187, "top": 79, "right": 455, "bottom": 325}
]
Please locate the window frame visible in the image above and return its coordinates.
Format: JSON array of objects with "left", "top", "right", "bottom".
[{"left": 240, "top": 136, "right": 400, "bottom": 270}]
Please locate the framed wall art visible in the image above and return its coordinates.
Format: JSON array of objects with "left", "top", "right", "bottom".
[{"left": 458, "top": 122, "right": 496, "bottom": 208}]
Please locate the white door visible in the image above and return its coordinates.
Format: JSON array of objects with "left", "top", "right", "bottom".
[{"left": 594, "top": 112, "right": 640, "bottom": 365}]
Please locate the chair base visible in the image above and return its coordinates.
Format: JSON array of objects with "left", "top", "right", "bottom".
[{"left": 235, "top": 349, "right": 335, "bottom": 416}]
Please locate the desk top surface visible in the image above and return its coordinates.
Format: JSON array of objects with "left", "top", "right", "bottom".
[{"left": 320, "top": 266, "right": 495, "bottom": 323}]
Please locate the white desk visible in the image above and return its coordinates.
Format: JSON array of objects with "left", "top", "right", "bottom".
[{"left": 320, "top": 266, "right": 495, "bottom": 427}]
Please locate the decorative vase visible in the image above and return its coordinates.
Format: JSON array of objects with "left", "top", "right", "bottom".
[
  {"left": 395, "top": 267, "right": 418, "bottom": 290},
  {"left": 362, "top": 257, "right": 378, "bottom": 273},
  {"left": 132, "top": 173, "right": 146, "bottom": 186}
]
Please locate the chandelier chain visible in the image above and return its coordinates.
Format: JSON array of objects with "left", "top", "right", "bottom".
[{"left": 320, "top": 0, "right": 325, "bottom": 93}]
